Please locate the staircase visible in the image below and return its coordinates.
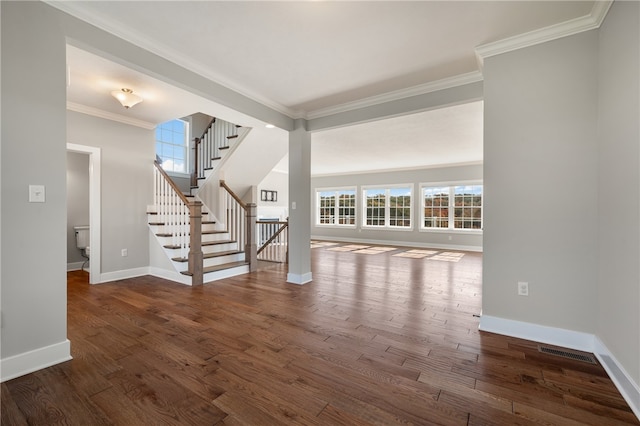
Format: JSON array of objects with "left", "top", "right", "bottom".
[{"left": 147, "top": 117, "right": 253, "bottom": 285}]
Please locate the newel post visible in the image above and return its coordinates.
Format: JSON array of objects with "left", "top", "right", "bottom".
[
  {"left": 188, "top": 200, "right": 204, "bottom": 286},
  {"left": 246, "top": 203, "right": 258, "bottom": 272}
]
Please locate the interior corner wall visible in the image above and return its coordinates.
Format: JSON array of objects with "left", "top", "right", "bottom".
[
  {"left": 1, "top": 1, "right": 70, "bottom": 370},
  {"left": 596, "top": 0, "right": 640, "bottom": 388},
  {"left": 311, "top": 164, "right": 483, "bottom": 250},
  {"left": 66, "top": 152, "right": 90, "bottom": 265},
  {"left": 482, "top": 30, "right": 599, "bottom": 332},
  {"left": 258, "top": 170, "right": 289, "bottom": 220},
  {"left": 67, "top": 111, "right": 154, "bottom": 275}
]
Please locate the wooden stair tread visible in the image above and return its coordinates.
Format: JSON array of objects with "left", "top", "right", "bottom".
[
  {"left": 202, "top": 239, "right": 236, "bottom": 247},
  {"left": 156, "top": 230, "right": 228, "bottom": 238},
  {"left": 171, "top": 250, "right": 243, "bottom": 263},
  {"left": 180, "top": 261, "right": 248, "bottom": 276}
]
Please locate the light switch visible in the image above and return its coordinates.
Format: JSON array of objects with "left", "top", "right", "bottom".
[
  {"left": 292, "top": 201, "right": 297, "bottom": 210},
  {"left": 29, "top": 185, "right": 45, "bottom": 203}
]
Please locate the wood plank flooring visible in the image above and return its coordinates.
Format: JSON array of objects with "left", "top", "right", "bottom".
[{"left": 2, "top": 243, "right": 638, "bottom": 425}]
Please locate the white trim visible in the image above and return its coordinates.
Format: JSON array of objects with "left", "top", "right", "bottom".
[
  {"left": 478, "top": 315, "right": 640, "bottom": 421},
  {"left": 98, "top": 267, "right": 150, "bottom": 284},
  {"left": 478, "top": 315, "right": 594, "bottom": 351},
  {"left": 311, "top": 235, "right": 482, "bottom": 253},
  {"left": 49, "top": 2, "right": 294, "bottom": 118},
  {"left": 149, "top": 267, "right": 192, "bottom": 286},
  {"left": 311, "top": 161, "right": 484, "bottom": 178},
  {"left": 475, "top": 1, "right": 613, "bottom": 68},
  {"left": 1, "top": 340, "right": 72, "bottom": 382},
  {"left": 287, "top": 272, "right": 313, "bottom": 285},
  {"left": 362, "top": 184, "right": 414, "bottom": 230},
  {"left": 594, "top": 337, "right": 640, "bottom": 420},
  {"left": 307, "top": 71, "right": 484, "bottom": 120},
  {"left": 67, "top": 144, "right": 102, "bottom": 284},
  {"left": 315, "top": 187, "right": 357, "bottom": 228},
  {"left": 67, "top": 102, "right": 156, "bottom": 130}
]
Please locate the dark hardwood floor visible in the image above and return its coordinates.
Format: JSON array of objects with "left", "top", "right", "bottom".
[{"left": 2, "top": 243, "right": 638, "bottom": 425}]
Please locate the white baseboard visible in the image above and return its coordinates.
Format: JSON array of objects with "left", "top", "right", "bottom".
[
  {"left": 594, "top": 337, "right": 640, "bottom": 420},
  {"left": 479, "top": 315, "right": 640, "bottom": 421},
  {"left": 479, "top": 315, "right": 594, "bottom": 351},
  {"left": 287, "top": 272, "right": 313, "bottom": 285},
  {"left": 1, "top": 340, "right": 72, "bottom": 382},
  {"left": 98, "top": 267, "right": 149, "bottom": 284},
  {"left": 311, "top": 235, "right": 482, "bottom": 252},
  {"left": 149, "top": 267, "right": 192, "bottom": 286}
]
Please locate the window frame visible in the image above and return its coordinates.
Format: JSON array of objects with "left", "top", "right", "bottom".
[
  {"left": 361, "top": 184, "right": 414, "bottom": 231},
  {"left": 155, "top": 119, "right": 190, "bottom": 175},
  {"left": 420, "top": 181, "right": 483, "bottom": 233},
  {"left": 315, "top": 187, "right": 357, "bottom": 228}
]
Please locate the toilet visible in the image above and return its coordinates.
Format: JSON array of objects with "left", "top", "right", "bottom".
[{"left": 74, "top": 225, "right": 90, "bottom": 258}]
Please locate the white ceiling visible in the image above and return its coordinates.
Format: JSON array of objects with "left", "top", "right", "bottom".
[{"left": 58, "top": 1, "right": 598, "bottom": 175}]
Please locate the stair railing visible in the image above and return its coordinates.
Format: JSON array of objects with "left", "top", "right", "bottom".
[
  {"left": 220, "top": 180, "right": 257, "bottom": 271},
  {"left": 193, "top": 118, "right": 239, "bottom": 186},
  {"left": 257, "top": 219, "right": 288, "bottom": 263},
  {"left": 154, "top": 161, "right": 203, "bottom": 285}
]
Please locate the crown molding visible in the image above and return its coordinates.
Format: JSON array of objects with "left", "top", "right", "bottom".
[
  {"left": 306, "top": 71, "right": 484, "bottom": 120},
  {"left": 46, "top": 1, "right": 296, "bottom": 118},
  {"left": 67, "top": 102, "right": 156, "bottom": 130},
  {"left": 311, "top": 160, "right": 484, "bottom": 178},
  {"left": 475, "top": 0, "right": 613, "bottom": 68}
]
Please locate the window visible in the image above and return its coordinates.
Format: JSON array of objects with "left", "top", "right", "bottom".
[
  {"left": 423, "top": 186, "right": 449, "bottom": 228},
  {"left": 316, "top": 188, "right": 356, "bottom": 226},
  {"left": 422, "top": 184, "right": 482, "bottom": 230},
  {"left": 156, "top": 119, "right": 189, "bottom": 173},
  {"left": 363, "top": 186, "right": 412, "bottom": 229}
]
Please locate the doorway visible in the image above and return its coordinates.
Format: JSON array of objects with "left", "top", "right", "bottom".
[{"left": 67, "top": 143, "right": 101, "bottom": 284}]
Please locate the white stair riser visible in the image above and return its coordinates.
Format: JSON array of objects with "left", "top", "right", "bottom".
[
  {"left": 203, "top": 253, "right": 245, "bottom": 268},
  {"left": 203, "top": 265, "right": 250, "bottom": 283}
]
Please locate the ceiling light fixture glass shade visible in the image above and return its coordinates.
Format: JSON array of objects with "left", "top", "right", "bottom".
[{"left": 111, "top": 88, "right": 143, "bottom": 109}]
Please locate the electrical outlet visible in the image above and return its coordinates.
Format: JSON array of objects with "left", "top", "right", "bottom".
[
  {"left": 121, "top": 249, "right": 128, "bottom": 257},
  {"left": 518, "top": 281, "right": 529, "bottom": 296}
]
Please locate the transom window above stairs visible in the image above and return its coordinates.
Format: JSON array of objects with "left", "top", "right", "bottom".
[{"left": 156, "top": 119, "right": 189, "bottom": 173}]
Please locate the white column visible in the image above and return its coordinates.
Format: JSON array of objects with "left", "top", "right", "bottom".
[{"left": 287, "top": 119, "right": 312, "bottom": 284}]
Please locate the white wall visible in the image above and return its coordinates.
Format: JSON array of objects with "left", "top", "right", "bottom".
[
  {"left": 311, "top": 164, "right": 483, "bottom": 250},
  {"left": 66, "top": 152, "right": 90, "bottom": 266},
  {"left": 1, "top": 1, "right": 71, "bottom": 377},
  {"left": 596, "top": 1, "right": 640, "bottom": 389},
  {"left": 258, "top": 170, "right": 289, "bottom": 220},
  {"left": 67, "top": 111, "right": 154, "bottom": 275}
]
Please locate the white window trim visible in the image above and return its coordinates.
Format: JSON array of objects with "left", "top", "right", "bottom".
[
  {"left": 361, "top": 184, "right": 414, "bottom": 230},
  {"left": 156, "top": 119, "right": 190, "bottom": 174},
  {"left": 315, "top": 186, "right": 357, "bottom": 228},
  {"left": 419, "top": 181, "right": 483, "bottom": 233}
]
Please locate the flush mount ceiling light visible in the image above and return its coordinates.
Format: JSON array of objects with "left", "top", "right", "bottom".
[{"left": 111, "top": 88, "right": 143, "bottom": 109}]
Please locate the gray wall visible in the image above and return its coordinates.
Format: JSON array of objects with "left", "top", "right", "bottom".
[
  {"left": 311, "top": 164, "right": 483, "bottom": 250},
  {"left": 67, "top": 111, "right": 154, "bottom": 275},
  {"left": 483, "top": 30, "right": 599, "bottom": 332},
  {"left": 1, "top": 1, "right": 69, "bottom": 360},
  {"left": 66, "top": 152, "right": 90, "bottom": 265},
  {"left": 596, "top": 1, "right": 640, "bottom": 385}
]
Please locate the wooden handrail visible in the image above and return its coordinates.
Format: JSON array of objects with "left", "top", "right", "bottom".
[
  {"left": 257, "top": 222, "right": 288, "bottom": 256},
  {"left": 199, "top": 117, "right": 216, "bottom": 141},
  {"left": 220, "top": 180, "right": 247, "bottom": 211},
  {"left": 154, "top": 160, "right": 190, "bottom": 205}
]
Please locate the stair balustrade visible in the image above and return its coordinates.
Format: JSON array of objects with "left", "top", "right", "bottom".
[
  {"left": 220, "top": 180, "right": 257, "bottom": 271},
  {"left": 257, "top": 219, "right": 289, "bottom": 263},
  {"left": 193, "top": 118, "right": 239, "bottom": 187},
  {"left": 154, "top": 161, "right": 203, "bottom": 285}
]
